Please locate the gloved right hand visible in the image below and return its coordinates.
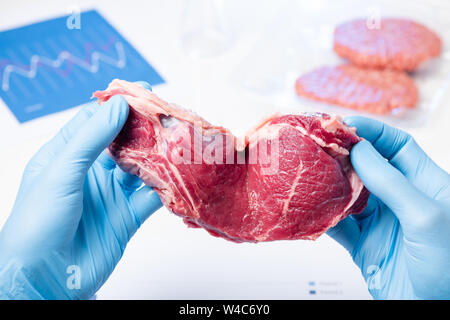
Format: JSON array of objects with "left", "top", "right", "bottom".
[{"left": 327, "top": 116, "right": 450, "bottom": 299}]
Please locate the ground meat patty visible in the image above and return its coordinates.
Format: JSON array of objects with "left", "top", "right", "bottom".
[
  {"left": 334, "top": 18, "right": 441, "bottom": 71},
  {"left": 295, "top": 64, "right": 418, "bottom": 114}
]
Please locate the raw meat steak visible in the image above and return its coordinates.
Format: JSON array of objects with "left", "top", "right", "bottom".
[
  {"left": 93, "top": 80, "right": 369, "bottom": 242},
  {"left": 334, "top": 18, "right": 441, "bottom": 71},
  {"left": 295, "top": 64, "right": 418, "bottom": 115}
]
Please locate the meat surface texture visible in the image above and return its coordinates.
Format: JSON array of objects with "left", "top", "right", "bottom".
[
  {"left": 93, "top": 80, "right": 369, "bottom": 243},
  {"left": 295, "top": 64, "right": 418, "bottom": 115},
  {"left": 334, "top": 18, "right": 441, "bottom": 71}
]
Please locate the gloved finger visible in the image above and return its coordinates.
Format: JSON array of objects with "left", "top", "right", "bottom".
[
  {"left": 345, "top": 116, "right": 410, "bottom": 160},
  {"left": 52, "top": 95, "right": 129, "bottom": 187},
  {"left": 110, "top": 81, "right": 151, "bottom": 190},
  {"left": 351, "top": 194, "right": 379, "bottom": 222},
  {"left": 24, "top": 102, "right": 99, "bottom": 175},
  {"left": 58, "top": 102, "right": 99, "bottom": 143},
  {"left": 130, "top": 186, "right": 162, "bottom": 225},
  {"left": 114, "top": 166, "right": 143, "bottom": 190},
  {"left": 134, "top": 81, "right": 152, "bottom": 91},
  {"left": 326, "top": 216, "right": 361, "bottom": 254},
  {"left": 96, "top": 150, "right": 116, "bottom": 170},
  {"left": 345, "top": 116, "right": 449, "bottom": 198},
  {"left": 350, "top": 140, "right": 438, "bottom": 231},
  {"left": 27, "top": 81, "right": 147, "bottom": 181},
  {"left": 18, "top": 102, "right": 101, "bottom": 197}
]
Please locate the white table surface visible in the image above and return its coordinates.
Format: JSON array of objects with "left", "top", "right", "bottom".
[{"left": 0, "top": 0, "right": 449, "bottom": 299}]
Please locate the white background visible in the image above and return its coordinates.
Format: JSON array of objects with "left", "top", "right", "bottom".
[{"left": 0, "top": 0, "right": 449, "bottom": 299}]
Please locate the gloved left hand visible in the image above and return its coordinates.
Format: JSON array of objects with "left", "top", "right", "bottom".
[{"left": 0, "top": 81, "right": 162, "bottom": 300}]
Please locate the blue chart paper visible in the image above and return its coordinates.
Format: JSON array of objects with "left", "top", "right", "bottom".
[{"left": 0, "top": 10, "right": 165, "bottom": 123}]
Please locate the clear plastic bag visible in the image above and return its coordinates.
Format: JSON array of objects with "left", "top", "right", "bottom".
[{"left": 232, "top": 0, "right": 450, "bottom": 128}]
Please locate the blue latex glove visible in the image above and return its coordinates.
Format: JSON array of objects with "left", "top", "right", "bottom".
[
  {"left": 0, "top": 81, "right": 162, "bottom": 300},
  {"left": 327, "top": 116, "right": 450, "bottom": 299}
]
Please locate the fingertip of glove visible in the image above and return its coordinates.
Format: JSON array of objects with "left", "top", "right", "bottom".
[
  {"left": 131, "top": 186, "right": 163, "bottom": 224},
  {"left": 350, "top": 141, "right": 377, "bottom": 173},
  {"left": 103, "top": 95, "right": 129, "bottom": 126},
  {"left": 351, "top": 140, "right": 399, "bottom": 191},
  {"left": 108, "top": 95, "right": 128, "bottom": 109},
  {"left": 353, "top": 139, "right": 371, "bottom": 149},
  {"left": 351, "top": 140, "right": 377, "bottom": 162},
  {"left": 343, "top": 115, "right": 362, "bottom": 126},
  {"left": 134, "top": 81, "right": 152, "bottom": 91},
  {"left": 142, "top": 187, "right": 163, "bottom": 212}
]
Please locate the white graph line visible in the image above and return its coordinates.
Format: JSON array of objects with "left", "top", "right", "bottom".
[{"left": 2, "top": 41, "right": 126, "bottom": 91}]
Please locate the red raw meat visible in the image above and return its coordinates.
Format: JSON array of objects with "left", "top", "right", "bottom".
[
  {"left": 295, "top": 64, "right": 418, "bottom": 115},
  {"left": 93, "top": 80, "right": 369, "bottom": 242},
  {"left": 334, "top": 18, "right": 441, "bottom": 71}
]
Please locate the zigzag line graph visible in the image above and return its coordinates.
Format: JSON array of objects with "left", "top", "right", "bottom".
[{"left": 2, "top": 41, "right": 126, "bottom": 91}]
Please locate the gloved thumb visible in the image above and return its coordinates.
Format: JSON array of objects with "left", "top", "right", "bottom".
[
  {"left": 51, "top": 95, "right": 129, "bottom": 186},
  {"left": 351, "top": 140, "right": 437, "bottom": 232}
]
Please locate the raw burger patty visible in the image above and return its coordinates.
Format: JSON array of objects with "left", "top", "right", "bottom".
[
  {"left": 295, "top": 64, "right": 418, "bottom": 115},
  {"left": 334, "top": 18, "right": 441, "bottom": 71}
]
